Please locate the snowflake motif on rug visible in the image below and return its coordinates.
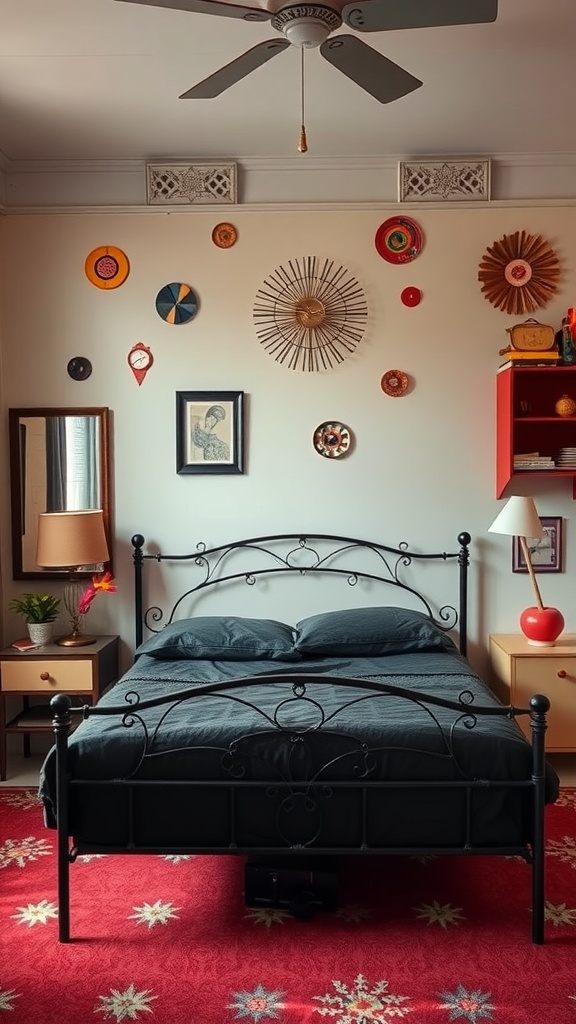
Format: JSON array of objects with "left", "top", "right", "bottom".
[
  {"left": 336, "top": 903, "right": 372, "bottom": 923},
  {"left": 414, "top": 900, "right": 465, "bottom": 929},
  {"left": 12, "top": 899, "right": 58, "bottom": 926},
  {"left": 544, "top": 901, "right": 576, "bottom": 927},
  {"left": 78, "top": 854, "right": 107, "bottom": 862},
  {"left": 313, "top": 974, "right": 411, "bottom": 1020},
  {"left": 437, "top": 985, "right": 495, "bottom": 1022},
  {"left": 0, "top": 986, "right": 20, "bottom": 1011},
  {"left": 159, "top": 854, "right": 195, "bottom": 864},
  {"left": 95, "top": 983, "right": 157, "bottom": 1021},
  {"left": 0, "top": 835, "right": 52, "bottom": 869},
  {"left": 228, "top": 982, "right": 285, "bottom": 1021},
  {"left": 547, "top": 836, "right": 576, "bottom": 869},
  {"left": 0, "top": 789, "right": 40, "bottom": 809},
  {"left": 556, "top": 790, "right": 576, "bottom": 810},
  {"left": 244, "top": 907, "right": 292, "bottom": 928},
  {"left": 129, "top": 899, "right": 181, "bottom": 928}
]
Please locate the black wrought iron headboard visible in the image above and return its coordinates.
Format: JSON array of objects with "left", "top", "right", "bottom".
[{"left": 131, "top": 531, "right": 471, "bottom": 656}]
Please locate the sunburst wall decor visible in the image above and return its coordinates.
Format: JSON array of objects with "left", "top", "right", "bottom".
[
  {"left": 253, "top": 256, "right": 368, "bottom": 372},
  {"left": 478, "top": 230, "right": 560, "bottom": 315}
]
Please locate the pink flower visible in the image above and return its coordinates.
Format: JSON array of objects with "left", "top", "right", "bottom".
[{"left": 78, "top": 572, "right": 117, "bottom": 616}]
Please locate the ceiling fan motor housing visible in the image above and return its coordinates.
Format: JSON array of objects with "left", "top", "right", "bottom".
[{"left": 272, "top": 4, "right": 342, "bottom": 48}]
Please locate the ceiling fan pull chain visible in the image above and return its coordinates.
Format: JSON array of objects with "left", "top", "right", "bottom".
[{"left": 298, "top": 46, "right": 308, "bottom": 153}]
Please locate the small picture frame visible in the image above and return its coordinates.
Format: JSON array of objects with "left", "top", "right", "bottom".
[
  {"left": 512, "top": 516, "right": 563, "bottom": 573},
  {"left": 176, "top": 391, "right": 244, "bottom": 474}
]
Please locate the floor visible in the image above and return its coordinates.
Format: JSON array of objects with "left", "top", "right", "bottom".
[{"left": 1, "top": 754, "right": 576, "bottom": 789}]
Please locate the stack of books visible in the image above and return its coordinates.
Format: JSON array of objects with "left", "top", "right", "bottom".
[
  {"left": 499, "top": 350, "right": 561, "bottom": 371},
  {"left": 513, "top": 452, "right": 556, "bottom": 471}
]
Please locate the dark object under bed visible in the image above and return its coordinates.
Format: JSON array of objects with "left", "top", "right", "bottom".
[{"left": 40, "top": 531, "right": 559, "bottom": 943}]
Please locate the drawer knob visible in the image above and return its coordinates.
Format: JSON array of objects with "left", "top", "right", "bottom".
[
  {"left": 40, "top": 671, "right": 51, "bottom": 682},
  {"left": 557, "top": 669, "right": 567, "bottom": 679}
]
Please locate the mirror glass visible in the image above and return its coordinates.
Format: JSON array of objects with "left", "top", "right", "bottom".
[{"left": 9, "top": 407, "right": 112, "bottom": 580}]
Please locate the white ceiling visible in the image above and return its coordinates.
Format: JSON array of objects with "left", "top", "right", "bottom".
[{"left": 0, "top": 0, "right": 575, "bottom": 165}]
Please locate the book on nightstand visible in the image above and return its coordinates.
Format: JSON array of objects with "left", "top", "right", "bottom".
[{"left": 10, "top": 638, "right": 41, "bottom": 652}]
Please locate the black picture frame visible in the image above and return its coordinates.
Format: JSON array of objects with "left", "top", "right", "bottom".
[
  {"left": 176, "top": 391, "right": 244, "bottom": 475},
  {"left": 512, "top": 516, "right": 563, "bottom": 573}
]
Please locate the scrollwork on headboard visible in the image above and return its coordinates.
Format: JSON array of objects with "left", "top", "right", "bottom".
[{"left": 131, "top": 532, "right": 471, "bottom": 656}]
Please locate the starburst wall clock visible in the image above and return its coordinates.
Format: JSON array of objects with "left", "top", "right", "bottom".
[{"left": 253, "top": 256, "right": 368, "bottom": 372}]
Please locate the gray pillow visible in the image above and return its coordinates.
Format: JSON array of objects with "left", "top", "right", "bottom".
[
  {"left": 135, "top": 615, "right": 301, "bottom": 661},
  {"left": 294, "top": 606, "right": 456, "bottom": 657}
]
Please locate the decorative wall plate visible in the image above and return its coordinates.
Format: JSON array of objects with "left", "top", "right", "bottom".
[
  {"left": 212, "top": 222, "right": 238, "bottom": 248},
  {"left": 400, "top": 286, "right": 422, "bottom": 307},
  {"left": 313, "top": 421, "right": 352, "bottom": 458},
  {"left": 85, "top": 246, "right": 130, "bottom": 289},
  {"left": 375, "top": 217, "right": 423, "bottom": 264},
  {"left": 67, "top": 356, "right": 92, "bottom": 381},
  {"left": 254, "top": 256, "right": 368, "bottom": 372},
  {"left": 155, "top": 282, "right": 198, "bottom": 324},
  {"left": 381, "top": 369, "right": 409, "bottom": 397},
  {"left": 478, "top": 231, "right": 561, "bottom": 314}
]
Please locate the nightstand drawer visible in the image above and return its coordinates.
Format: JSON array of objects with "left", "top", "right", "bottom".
[
  {"left": 1, "top": 659, "right": 93, "bottom": 692},
  {"left": 514, "top": 657, "right": 576, "bottom": 748}
]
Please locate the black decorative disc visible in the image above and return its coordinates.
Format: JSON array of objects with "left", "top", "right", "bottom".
[{"left": 67, "top": 357, "right": 93, "bottom": 381}]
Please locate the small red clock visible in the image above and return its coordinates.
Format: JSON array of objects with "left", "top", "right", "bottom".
[{"left": 128, "top": 343, "right": 154, "bottom": 386}]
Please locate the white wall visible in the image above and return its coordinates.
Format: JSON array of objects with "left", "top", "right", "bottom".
[{"left": 1, "top": 205, "right": 575, "bottom": 675}]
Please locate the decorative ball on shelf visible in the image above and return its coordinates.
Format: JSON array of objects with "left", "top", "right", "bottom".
[
  {"left": 520, "top": 606, "right": 565, "bottom": 648},
  {"left": 554, "top": 394, "right": 576, "bottom": 417}
]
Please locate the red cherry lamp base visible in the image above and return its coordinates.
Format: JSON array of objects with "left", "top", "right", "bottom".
[{"left": 520, "top": 606, "right": 565, "bottom": 647}]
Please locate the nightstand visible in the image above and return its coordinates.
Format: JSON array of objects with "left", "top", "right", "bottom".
[
  {"left": 489, "top": 633, "right": 576, "bottom": 752},
  {"left": 0, "top": 635, "right": 119, "bottom": 780}
]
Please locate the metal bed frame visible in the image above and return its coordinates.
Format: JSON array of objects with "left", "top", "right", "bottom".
[{"left": 48, "top": 531, "right": 551, "bottom": 944}]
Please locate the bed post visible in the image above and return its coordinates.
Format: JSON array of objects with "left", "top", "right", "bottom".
[
  {"left": 132, "top": 534, "right": 145, "bottom": 649},
  {"left": 51, "top": 693, "right": 72, "bottom": 943},
  {"left": 529, "top": 692, "right": 550, "bottom": 945},
  {"left": 456, "top": 532, "right": 471, "bottom": 657}
]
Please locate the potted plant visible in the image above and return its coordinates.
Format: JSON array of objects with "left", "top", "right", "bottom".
[{"left": 9, "top": 592, "right": 61, "bottom": 646}]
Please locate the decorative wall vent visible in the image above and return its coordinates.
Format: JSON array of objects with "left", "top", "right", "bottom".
[
  {"left": 398, "top": 159, "right": 491, "bottom": 203},
  {"left": 146, "top": 163, "right": 237, "bottom": 206}
]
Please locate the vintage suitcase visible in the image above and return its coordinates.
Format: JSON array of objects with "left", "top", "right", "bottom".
[
  {"left": 245, "top": 855, "right": 338, "bottom": 917},
  {"left": 505, "top": 319, "right": 555, "bottom": 351}
]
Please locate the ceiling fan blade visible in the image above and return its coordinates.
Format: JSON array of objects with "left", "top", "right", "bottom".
[
  {"left": 320, "top": 36, "right": 422, "bottom": 104},
  {"left": 180, "top": 40, "right": 289, "bottom": 98},
  {"left": 342, "top": 0, "right": 497, "bottom": 33},
  {"left": 115, "top": 0, "right": 270, "bottom": 23}
]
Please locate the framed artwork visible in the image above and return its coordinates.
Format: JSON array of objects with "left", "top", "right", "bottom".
[
  {"left": 512, "top": 516, "right": 562, "bottom": 573},
  {"left": 176, "top": 391, "right": 244, "bottom": 475}
]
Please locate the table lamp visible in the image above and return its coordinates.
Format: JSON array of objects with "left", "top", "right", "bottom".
[
  {"left": 36, "top": 510, "right": 109, "bottom": 647},
  {"left": 488, "top": 495, "right": 564, "bottom": 647}
]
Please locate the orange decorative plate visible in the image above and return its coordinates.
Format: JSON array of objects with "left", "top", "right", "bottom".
[
  {"left": 381, "top": 369, "right": 409, "bottom": 397},
  {"left": 85, "top": 246, "right": 130, "bottom": 289},
  {"left": 212, "top": 223, "right": 238, "bottom": 248}
]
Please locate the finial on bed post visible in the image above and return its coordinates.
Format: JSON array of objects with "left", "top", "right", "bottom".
[
  {"left": 132, "top": 535, "right": 145, "bottom": 650},
  {"left": 456, "top": 532, "right": 471, "bottom": 658}
]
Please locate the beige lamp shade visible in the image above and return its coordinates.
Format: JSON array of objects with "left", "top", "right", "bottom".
[
  {"left": 487, "top": 496, "right": 545, "bottom": 539},
  {"left": 36, "top": 510, "right": 109, "bottom": 569}
]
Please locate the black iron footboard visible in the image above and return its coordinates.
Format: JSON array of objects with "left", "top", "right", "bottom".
[{"left": 50, "top": 677, "right": 551, "bottom": 945}]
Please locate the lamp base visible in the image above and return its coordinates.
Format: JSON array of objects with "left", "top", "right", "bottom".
[
  {"left": 520, "top": 606, "right": 565, "bottom": 647},
  {"left": 57, "top": 634, "right": 98, "bottom": 648}
]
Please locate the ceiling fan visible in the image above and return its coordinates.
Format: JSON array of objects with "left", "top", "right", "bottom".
[{"left": 116, "top": 0, "right": 498, "bottom": 105}]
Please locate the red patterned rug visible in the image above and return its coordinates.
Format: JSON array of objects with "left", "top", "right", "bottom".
[{"left": 1, "top": 788, "right": 576, "bottom": 1023}]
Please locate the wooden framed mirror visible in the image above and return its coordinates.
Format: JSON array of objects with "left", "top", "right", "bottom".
[{"left": 9, "top": 407, "right": 112, "bottom": 580}]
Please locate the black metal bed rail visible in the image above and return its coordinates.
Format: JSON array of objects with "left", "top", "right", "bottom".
[
  {"left": 51, "top": 688, "right": 550, "bottom": 945},
  {"left": 132, "top": 531, "right": 471, "bottom": 655}
]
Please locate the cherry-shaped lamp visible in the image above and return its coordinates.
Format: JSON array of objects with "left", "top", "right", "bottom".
[{"left": 488, "top": 496, "right": 564, "bottom": 647}]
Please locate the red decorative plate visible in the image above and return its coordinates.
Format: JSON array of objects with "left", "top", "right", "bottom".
[
  {"left": 375, "top": 217, "right": 424, "bottom": 265},
  {"left": 400, "top": 286, "right": 422, "bottom": 307},
  {"left": 381, "top": 369, "right": 409, "bottom": 397}
]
